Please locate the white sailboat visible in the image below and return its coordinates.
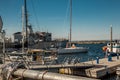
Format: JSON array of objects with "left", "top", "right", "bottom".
[
  {"left": 58, "top": 44, "right": 88, "bottom": 53},
  {"left": 58, "top": 0, "right": 88, "bottom": 54}
]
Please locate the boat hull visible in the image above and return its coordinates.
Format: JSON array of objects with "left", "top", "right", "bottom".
[
  {"left": 106, "top": 42, "right": 120, "bottom": 54},
  {"left": 58, "top": 47, "right": 88, "bottom": 54},
  {"left": 107, "top": 47, "right": 120, "bottom": 54}
]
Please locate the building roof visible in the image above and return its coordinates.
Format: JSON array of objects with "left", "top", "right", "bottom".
[{"left": 13, "top": 32, "right": 22, "bottom": 35}]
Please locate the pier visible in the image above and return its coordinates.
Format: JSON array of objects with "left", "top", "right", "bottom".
[
  {"left": 1, "top": 55, "right": 120, "bottom": 79},
  {"left": 12, "top": 69, "right": 99, "bottom": 80},
  {"left": 116, "top": 67, "right": 120, "bottom": 79},
  {"left": 0, "top": 63, "right": 99, "bottom": 80},
  {"left": 60, "top": 56, "right": 120, "bottom": 78},
  {"left": 30, "top": 63, "right": 94, "bottom": 69}
]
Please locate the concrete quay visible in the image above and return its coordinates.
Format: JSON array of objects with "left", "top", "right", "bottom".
[
  {"left": 116, "top": 67, "right": 120, "bottom": 80},
  {"left": 70, "top": 56, "right": 120, "bottom": 78},
  {"left": 1, "top": 55, "right": 120, "bottom": 79},
  {"left": 0, "top": 64, "right": 99, "bottom": 80}
]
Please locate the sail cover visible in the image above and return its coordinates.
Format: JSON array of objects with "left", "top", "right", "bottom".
[{"left": 0, "top": 16, "right": 3, "bottom": 32}]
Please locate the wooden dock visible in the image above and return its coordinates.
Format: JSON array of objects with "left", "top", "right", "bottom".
[
  {"left": 30, "top": 63, "right": 94, "bottom": 69},
  {"left": 116, "top": 67, "right": 120, "bottom": 74},
  {"left": 116, "top": 67, "right": 120, "bottom": 80},
  {"left": 72, "top": 56, "right": 120, "bottom": 78},
  {"left": 1, "top": 56, "right": 120, "bottom": 79},
  {"left": 0, "top": 64, "right": 99, "bottom": 80}
]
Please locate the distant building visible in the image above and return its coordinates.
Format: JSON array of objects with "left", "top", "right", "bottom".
[
  {"left": 35, "top": 32, "right": 52, "bottom": 42},
  {"left": 27, "top": 25, "right": 33, "bottom": 35},
  {"left": 12, "top": 31, "right": 52, "bottom": 45},
  {"left": 53, "top": 38, "right": 69, "bottom": 48},
  {"left": 13, "top": 32, "right": 22, "bottom": 44},
  {"left": 12, "top": 25, "right": 33, "bottom": 44}
]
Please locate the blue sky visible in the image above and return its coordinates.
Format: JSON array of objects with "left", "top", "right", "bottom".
[{"left": 0, "top": 0, "right": 120, "bottom": 41}]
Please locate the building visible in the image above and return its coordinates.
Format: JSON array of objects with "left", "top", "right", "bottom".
[
  {"left": 27, "top": 25, "right": 33, "bottom": 35},
  {"left": 35, "top": 32, "right": 52, "bottom": 42},
  {"left": 13, "top": 32, "right": 22, "bottom": 44},
  {"left": 12, "top": 31, "right": 52, "bottom": 44}
]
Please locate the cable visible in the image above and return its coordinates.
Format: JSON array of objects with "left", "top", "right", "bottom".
[
  {"left": 30, "top": 0, "right": 40, "bottom": 31},
  {"left": 62, "top": 0, "right": 70, "bottom": 37}
]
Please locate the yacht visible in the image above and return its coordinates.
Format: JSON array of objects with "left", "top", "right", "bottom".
[
  {"left": 58, "top": 0, "right": 88, "bottom": 54},
  {"left": 58, "top": 44, "right": 88, "bottom": 54}
]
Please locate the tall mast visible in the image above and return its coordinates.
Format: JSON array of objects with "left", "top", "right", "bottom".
[
  {"left": 24, "top": 0, "right": 28, "bottom": 48},
  {"left": 22, "top": 6, "right": 25, "bottom": 53},
  {"left": 69, "top": 0, "right": 72, "bottom": 47},
  {"left": 110, "top": 25, "right": 113, "bottom": 52}
]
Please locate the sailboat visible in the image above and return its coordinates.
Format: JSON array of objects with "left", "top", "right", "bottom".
[
  {"left": 58, "top": 0, "right": 88, "bottom": 54},
  {"left": 103, "top": 26, "right": 120, "bottom": 54}
]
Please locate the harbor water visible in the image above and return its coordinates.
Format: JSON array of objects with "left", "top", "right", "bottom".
[
  {"left": 58, "top": 44, "right": 106, "bottom": 63},
  {"left": 58, "top": 43, "right": 117, "bottom": 80}
]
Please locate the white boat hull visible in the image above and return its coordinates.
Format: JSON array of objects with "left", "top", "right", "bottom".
[
  {"left": 107, "top": 42, "right": 120, "bottom": 54},
  {"left": 107, "top": 47, "right": 120, "bottom": 53},
  {"left": 58, "top": 47, "right": 88, "bottom": 54}
]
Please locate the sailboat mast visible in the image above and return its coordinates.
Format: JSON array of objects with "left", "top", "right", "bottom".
[
  {"left": 70, "top": 0, "right": 72, "bottom": 47},
  {"left": 22, "top": 6, "right": 25, "bottom": 53},
  {"left": 24, "top": 0, "right": 28, "bottom": 48},
  {"left": 110, "top": 26, "right": 113, "bottom": 52}
]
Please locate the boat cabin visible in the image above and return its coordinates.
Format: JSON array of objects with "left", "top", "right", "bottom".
[{"left": 27, "top": 49, "right": 57, "bottom": 64}]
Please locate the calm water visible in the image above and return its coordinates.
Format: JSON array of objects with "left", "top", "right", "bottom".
[
  {"left": 58, "top": 44, "right": 106, "bottom": 63},
  {"left": 57, "top": 43, "right": 117, "bottom": 80}
]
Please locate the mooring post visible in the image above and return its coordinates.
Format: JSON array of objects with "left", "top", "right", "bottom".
[
  {"left": 96, "top": 57, "right": 99, "bottom": 64},
  {"left": 105, "top": 49, "right": 108, "bottom": 58},
  {"left": 116, "top": 75, "right": 120, "bottom": 80},
  {"left": 108, "top": 53, "right": 112, "bottom": 61},
  {"left": 117, "top": 53, "right": 119, "bottom": 60},
  {"left": 104, "top": 65, "right": 108, "bottom": 75}
]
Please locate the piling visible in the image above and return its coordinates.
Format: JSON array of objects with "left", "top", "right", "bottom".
[
  {"left": 108, "top": 53, "right": 112, "bottom": 61},
  {"left": 96, "top": 57, "right": 99, "bottom": 64},
  {"left": 116, "top": 67, "right": 120, "bottom": 80},
  {"left": 117, "top": 53, "right": 119, "bottom": 60}
]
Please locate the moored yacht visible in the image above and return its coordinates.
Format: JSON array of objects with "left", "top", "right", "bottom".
[
  {"left": 58, "top": 44, "right": 88, "bottom": 54},
  {"left": 58, "top": 0, "right": 88, "bottom": 54}
]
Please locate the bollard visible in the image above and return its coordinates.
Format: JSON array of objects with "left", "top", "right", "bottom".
[
  {"left": 117, "top": 53, "right": 119, "bottom": 60},
  {"left": 105, "top": 49, "right": 108, "bottom": 58},
  {"left": 96, "top": 57, "right": 99, "bottom": 64},
  {"left": 116, "top": 75, "right": 120, "bottom": 80},
  {"left": 108, "top": 53, "right": 112, "bottom": 61},
  {"left": 104, "top": 65, "right": 108, "bottom": 75}
]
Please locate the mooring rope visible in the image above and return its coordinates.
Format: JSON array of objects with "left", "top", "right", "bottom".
[{"left": 1, "top": 61, "right": 26, "bottom": 80}]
